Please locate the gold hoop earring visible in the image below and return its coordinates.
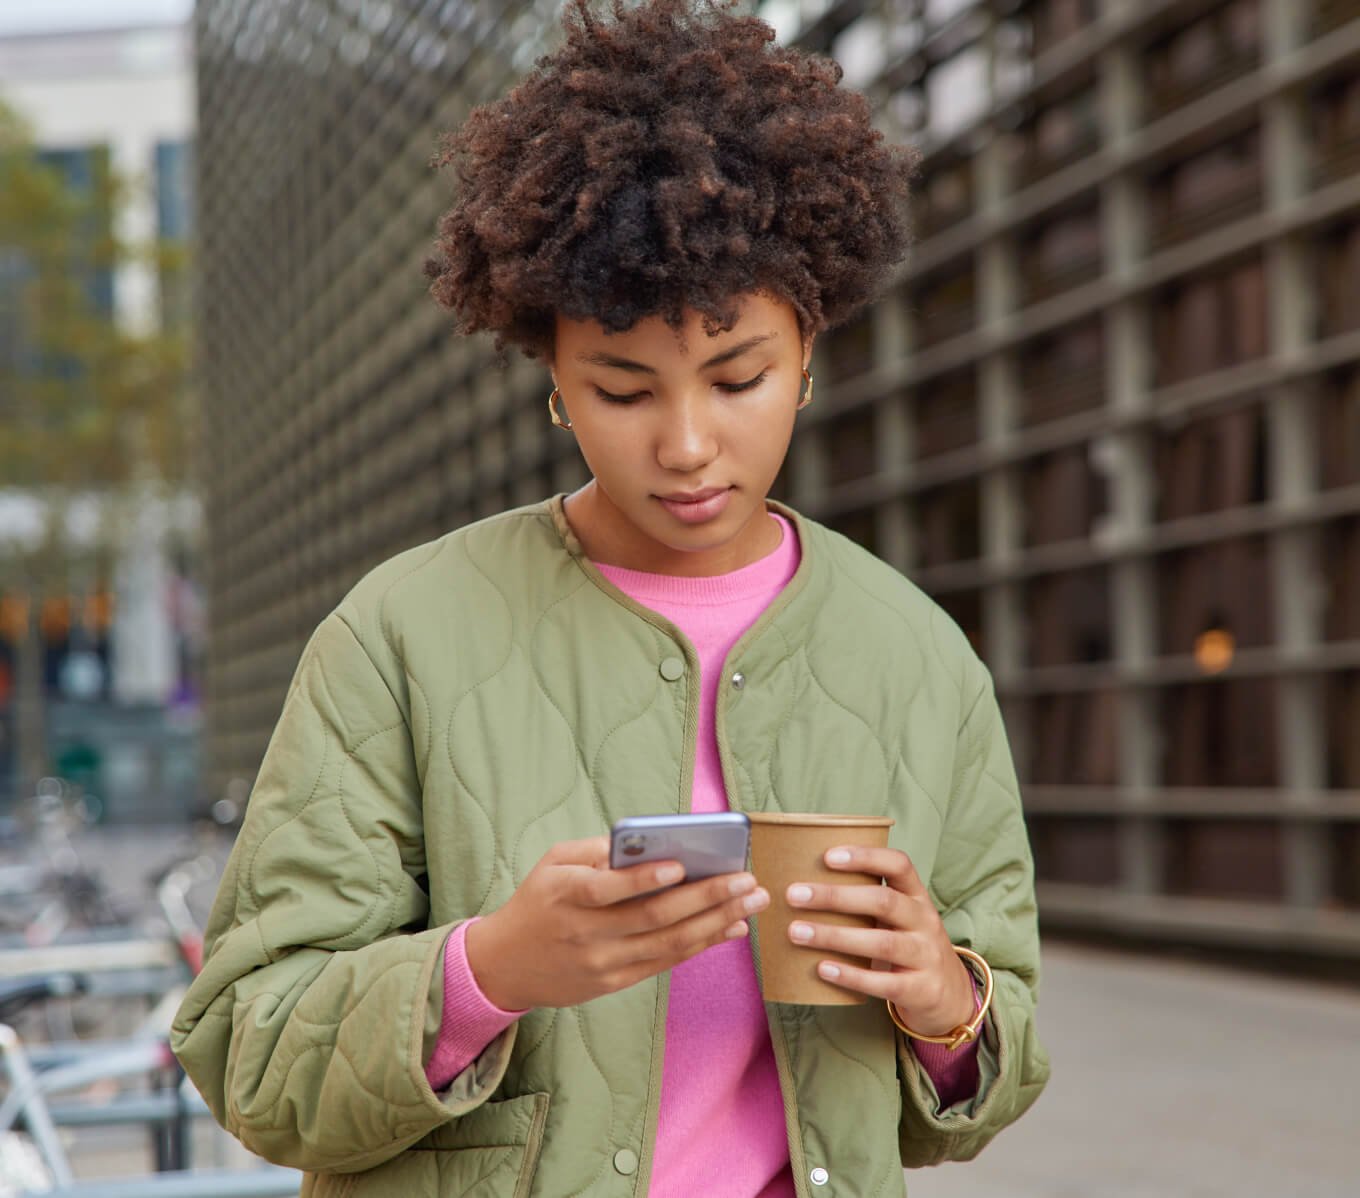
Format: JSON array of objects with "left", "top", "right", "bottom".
[
  {"left": 797, "top": 369, "right": 814, "bottom": 410},
  {"left": 548, "top": 387, "right": 572, "bottom": 430}
]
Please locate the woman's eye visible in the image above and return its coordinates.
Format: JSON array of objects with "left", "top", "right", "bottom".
[
  {"left": 721, "top": 370, "right": 768, "bottom": 393},
  {"left": 592, "top": 369, "right": 767, "bottom": 402},
  {"left": 594, "top": 386, "right": 645, "bottom": 403}
]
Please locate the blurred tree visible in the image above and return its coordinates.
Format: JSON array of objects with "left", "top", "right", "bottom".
[
  {"left": 0, "top": 96, "right": 197, "bottom": 795},
  {"left": 0, "top": 98, "right": 195, "bottom": 500}
]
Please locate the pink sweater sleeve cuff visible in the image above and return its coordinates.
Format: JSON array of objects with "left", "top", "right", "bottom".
[
  {"left": 424, "top": 918, "right": 529, "bottom": 1093},
  {"left": 904, "top": 975, "right": 983, "bottom": 1109}
]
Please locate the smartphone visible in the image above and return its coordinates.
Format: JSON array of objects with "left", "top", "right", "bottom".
[{"left": 609, "top": 812, "right": 751, "bottom": 883}]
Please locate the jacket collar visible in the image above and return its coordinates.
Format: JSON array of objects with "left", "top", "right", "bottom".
[
  {"left": 544, "top": 492, "right": 820, "bottom": 652},
  {"left": 545, "top": 492, "right": 817, "bottom": 595}
]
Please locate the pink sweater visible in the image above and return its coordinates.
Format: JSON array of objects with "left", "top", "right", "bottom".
[{"left": 425, "top": 515, "right": 980, "bottom": 1193}]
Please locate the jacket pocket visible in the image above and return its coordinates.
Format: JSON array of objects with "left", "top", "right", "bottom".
[{"left": 307, "top": 1092, "right": 550, "bottom": 1198}]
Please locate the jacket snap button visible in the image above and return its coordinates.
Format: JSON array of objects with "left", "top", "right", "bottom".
[
  {"left": 659, "top": 657, "right": 685, "bottom": 682},
  {"left": 810, "top": 1166, "right": 829, "bottom": 1185},
  {"left": 613, "top": 1148, "right": 638, "bottom": 1175},
  {"left": 731, "top": 671, "right": 745, "bottom": 689}
]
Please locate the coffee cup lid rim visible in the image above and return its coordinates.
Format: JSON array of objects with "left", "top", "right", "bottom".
[{"left": 746, "top": 812, "right": 895, "bottom": 827}]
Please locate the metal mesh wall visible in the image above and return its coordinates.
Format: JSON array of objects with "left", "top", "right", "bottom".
[
  {"left": 197, "top": 0, "right": 1360, "bottom": 955},
  {"left": 196, "top": 0, "right": 590, "bottom": 806}
]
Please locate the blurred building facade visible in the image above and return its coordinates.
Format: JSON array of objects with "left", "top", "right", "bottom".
[
  {"left": 195, "top": 0, "right": 1360, "bottom": 956},
  {"left": 0, "top": 11, "right": 202, "bottom": 818},
  {"left": 190, "top": 0, "right": 571, "bottom": 824}
]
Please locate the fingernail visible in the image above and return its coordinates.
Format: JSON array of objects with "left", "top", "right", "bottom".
[
  {"left": 744, "top": 888, "right": 769, "bottom": 913},
  {"left": 729, "top": 874, "right": 756, "bottom": 897},
  {"left": 819, "top": 962, "right": 841, "bottom": 980},
  {"left": 789, "top": 921, "right": 813, "bottom": 942},
  {"left": 726, "top": 921, "right": 749, "bottom": 939},
  {"left": 825, "top": 848, "right": 851, "bottom": 866},
  {"left": 656, "top": 865, "right": 684, "bottom": 885},
  {"left": 788, "top": 884, "right": 812, "bottom": 904}
]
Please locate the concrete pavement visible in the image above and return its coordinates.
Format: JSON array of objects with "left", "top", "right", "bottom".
[{"left": 914, "top": 942, "right": 1360, "bottom": 1198}]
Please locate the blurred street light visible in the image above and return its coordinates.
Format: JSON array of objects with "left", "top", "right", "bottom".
[{"left": 1194, "top": 627, "right": 1236, "bottom": 675}]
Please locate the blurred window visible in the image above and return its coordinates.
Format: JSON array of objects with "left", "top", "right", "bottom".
[
  {"left": 1148, "top": 128, "right": 1262, "bottom": 248},
  {"left": 1020, "top": 205, "right": 1102, "bottom": 303},
  {"left": 1322, "top": 518, "right": 1360, "bottom": 643},
  {"left": 1029, "top": 813, "right": 1120, "bottom": 884},
  {"left": 821, "top": 309, "right": 874, "bottom": 385},
  {"left": 1320, "top": 221, "right": 1360, "bottom": 337},
  {"left": 1329, "top": 673, "right": 1360, "bottom": 798},
  {"left": 825, "top": 409, "right": 878, "bottom": 488},
  {"left": 155, "top": 140, "right": 196, "bottom": 240},
  {"left": 1154, "top": 406, "right": 1268, "bottom": 521},
  {"left": 36, "top": 145, "right": 114, "bottom": 319},
  {"left": 1319, "top": 369, "right": 1360, "bottom": 490},
  {"left": 914, "top": 158, "right": 973, "bottom": 238},
  {"left": 914, "top": 480, "right": 980, "bottom": 566},
  {"left": 1026, "top": 567, "right": 1112, "bottom": 668},
  {"left": 1028, "top": 691, "right": 1119, "bottom": 789},
  {"left": 1144, "top": 0, "right": 1261, "bottom": 117},
  {"left": 1161, "top": 676, "right": 1278, "bottom": 791},
  {"left": 1019, "top": 319, "right": 1104, "bottom": 426},
  {"left": 912, "top": 369, "right": 977, "bottom": 458},
  {"left": 1153, "top": 256, "right": 1267, "bottom": 385},
  {"left": 155, "top": 140, "right": 196, "bottom": 330},
  {"left": 1031, "top": 0, "right": 1098, "bottom": 57},
  {"left": 1022, "top": 447, "right": 1108, "bottom": 547},
  {"left": 1315, "top": 72, "right": 1360, "bottom": 184},
  {"left": 1015, "top": 87, "right": 1100, "bottom": 188},
  {"left": 913, "top": 264, "right": 976, "bottom": 346}
]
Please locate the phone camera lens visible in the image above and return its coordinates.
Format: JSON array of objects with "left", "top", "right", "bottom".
[{"left": 621, "top": 835, "right": 646, "bottom": 856}]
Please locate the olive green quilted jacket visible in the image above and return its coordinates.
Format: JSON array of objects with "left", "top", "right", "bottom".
[{"left": 171, "top": 496, "right": 1049, "bottom": 1198}]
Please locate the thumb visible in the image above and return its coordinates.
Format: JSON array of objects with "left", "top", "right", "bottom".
[{"left": 546, "top": 835, "right": 611, "bottom": 869}]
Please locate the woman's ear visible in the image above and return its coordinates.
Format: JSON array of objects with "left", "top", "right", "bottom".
[{"left": 802, "top": 334, "right": 816, "bottom": 372}]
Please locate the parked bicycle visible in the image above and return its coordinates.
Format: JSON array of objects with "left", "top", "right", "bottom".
[
  {"left": 0, "top": 851, "right": 299, "bottom": 1197},
  {"left": 0, "top": 782, "right": 133, "bottom": 951}
]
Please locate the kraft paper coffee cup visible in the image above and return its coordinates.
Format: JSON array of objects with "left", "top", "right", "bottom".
[{"left": 746, "top": 812, "right": 894, "bottom": 1005}]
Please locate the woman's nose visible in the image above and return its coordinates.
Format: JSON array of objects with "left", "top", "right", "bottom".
[{"left": 656, "top": 395, "right": 719, "bottom": 473}]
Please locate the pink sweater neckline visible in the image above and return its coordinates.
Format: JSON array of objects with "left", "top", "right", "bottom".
[{"left": 594, "top": 515, "right": 796, "bottom": 605}]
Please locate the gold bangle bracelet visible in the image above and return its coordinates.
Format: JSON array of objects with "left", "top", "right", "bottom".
[{"left": 886, "top": 946, "right": 994, "bottom": 1051}]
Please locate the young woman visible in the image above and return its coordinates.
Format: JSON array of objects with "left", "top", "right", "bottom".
[{"left": 172, "top": 3, "right": 1049, "bottom": 1195}]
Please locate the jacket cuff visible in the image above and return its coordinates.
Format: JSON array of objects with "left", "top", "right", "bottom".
[
  {"left": 906, "top": 973, "right": 982, "bottom": 1108},
  {"left": 425, "top": 919, "right": 527, "bottom": 1092},
  {"left": 410, "top": 922, "right": 519, "bottom": 1123},
  {"left": 897, "top": 969, "right": 1043, "bottom": 1167}
]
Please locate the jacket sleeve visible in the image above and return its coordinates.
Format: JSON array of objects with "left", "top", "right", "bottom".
[
  {"left": 170, "top": 611, "right": 517, "bottom": 1174},
  {"left": 897, "top": 653, "right": 1051, "bottom": 1166}
]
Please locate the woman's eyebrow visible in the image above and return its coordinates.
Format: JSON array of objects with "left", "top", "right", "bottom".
[{"left": 576, "top": 333, "right": 777, "bottom": 374}]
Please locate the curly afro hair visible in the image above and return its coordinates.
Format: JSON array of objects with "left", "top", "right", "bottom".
[{"left": 425, "top": 0, "right": 916, "bottom": 361}]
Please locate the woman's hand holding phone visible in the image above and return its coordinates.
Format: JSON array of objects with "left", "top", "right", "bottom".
[{"left": 464, "top": 836, "right": 769, "bottom": 1011}]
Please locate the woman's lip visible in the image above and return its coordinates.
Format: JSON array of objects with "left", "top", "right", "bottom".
[
  {"left": 658, "top": 487, "right": 728, "bottom": 503},
  {"left": 656, "top": 487, "right": 733, "bottom": 524}
]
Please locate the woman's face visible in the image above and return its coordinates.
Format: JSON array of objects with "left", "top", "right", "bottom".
[{"left": 551, "top": 291, "right": 812, "bottom": 576}]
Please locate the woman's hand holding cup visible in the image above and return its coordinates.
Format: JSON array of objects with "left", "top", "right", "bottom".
[{"left": 784, "top": 846, "right": 975, "bottom": 1037}]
